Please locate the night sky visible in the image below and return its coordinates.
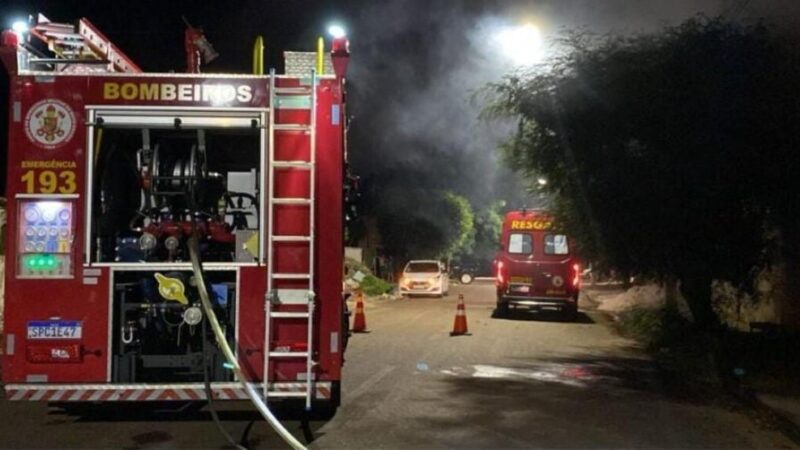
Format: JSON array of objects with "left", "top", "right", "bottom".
[{"left": 3, "top": 0, "right": 800, "bottom": 230}]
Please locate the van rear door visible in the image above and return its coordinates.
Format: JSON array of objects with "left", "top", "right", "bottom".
[
  {"left": 531, "top": 233, "right": 572, "bottom": 298},
  {"left": 504, "top": 231, "right": 535, "bottom": 296}
]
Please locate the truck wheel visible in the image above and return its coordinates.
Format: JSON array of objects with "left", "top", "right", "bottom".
[
  {"left": 310, "top": 381, "right": 341, "bottom": 420},
  {"left": 563, "top": 304, "right": 578, "bottom": 322},
  {"left": 495, "top": 297, "right": 509, "bottom": 318},
  {"left": 459, "top": 273, "right": 474, "bottom": 284},
  {"left": 342, "top": 299, "right": 351, "bottom": 352}
]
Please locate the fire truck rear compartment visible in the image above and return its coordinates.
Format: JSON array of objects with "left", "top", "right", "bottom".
[
  {"left": 92, "top": 126, "right": 261, "bottom": 264},
  {"left": 111, "top": 270, "right": 237, "bottom": 383}
]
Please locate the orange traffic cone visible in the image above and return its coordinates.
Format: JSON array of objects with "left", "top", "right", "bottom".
[
  {"left": 450, "top": 294, "right": 469, "bottom": 336},
  {"left": 352, "top": 291, "right": 368, "bottom": 333}
]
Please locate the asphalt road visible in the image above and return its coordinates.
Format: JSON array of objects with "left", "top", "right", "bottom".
[{"left": 0, "top": 282, "right": 794, "bottom": 449}]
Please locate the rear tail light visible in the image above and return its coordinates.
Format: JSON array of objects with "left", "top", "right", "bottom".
[
  {"left": 572, "top": 263, "right": 581, "bottom": 287},
  {"left": 496, "top": 261, "right": 505, "bottom": 285}
]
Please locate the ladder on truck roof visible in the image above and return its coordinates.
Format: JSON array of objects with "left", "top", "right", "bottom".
[
  {"left": 26, "top": 14, "right": 140, "bottom": 73},
  {"left": 264, "top": 68, "right": 318, "bottom": 410}
]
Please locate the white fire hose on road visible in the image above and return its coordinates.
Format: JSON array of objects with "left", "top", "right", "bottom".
[{"left": 189, "top": 235, "right": 307, "bottom": 450}]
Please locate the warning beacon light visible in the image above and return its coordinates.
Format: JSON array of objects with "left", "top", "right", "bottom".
[
  {"left": 327, "top": 24, "right": 346, "bottom": 39},
  {"left": 330, "top": 36, "right": 350, "bottom": 79}
]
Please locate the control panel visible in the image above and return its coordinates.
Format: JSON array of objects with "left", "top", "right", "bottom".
[{"left": 18, "top": 200, "right": 74, "bottom": 278}]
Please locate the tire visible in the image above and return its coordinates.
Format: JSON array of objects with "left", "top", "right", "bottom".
[
  {"left": 309, "top": 381, "right": 341, "bottom": 420},
  {"left": 495, "top": 296, "right": 509, "bottom": 318},
  {"left": 563, "top": 304, "right": 578, "bottom": 322},
  {"left": 459, "top": 273, "right": 474, "bottom": 284},
  {"left": 342, "top": 298, "right": 351, "bottom": 352}
]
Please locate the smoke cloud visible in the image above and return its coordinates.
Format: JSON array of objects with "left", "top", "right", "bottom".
[{"left": 343, "top": 0, "right": 800, "bottom": 211}]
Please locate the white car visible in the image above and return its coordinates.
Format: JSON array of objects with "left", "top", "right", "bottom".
[{"left": 400, "top": 260, "right": 449, "bottom": 297}]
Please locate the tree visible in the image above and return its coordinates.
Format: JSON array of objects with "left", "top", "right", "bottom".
[
  {"left": 442, "top": 191, "right": 475, "bottom": 259},
  {"left": 375, "top": 189, "right": 475, "bottom": 261},
  {"left": 486, "top": 16, "right": 800, "bottom": 328},
  {"left": 470, "top": 200, "right": 505, "bottom": 261}
]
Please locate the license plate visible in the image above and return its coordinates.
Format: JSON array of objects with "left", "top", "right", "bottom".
[
  {"left": 512, "top": 285, "right": 531, "bottom": 293},
  {"left": 27, "top": 321, "right": 82, "bottom": 340}
]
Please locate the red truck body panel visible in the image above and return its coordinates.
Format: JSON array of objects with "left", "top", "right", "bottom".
[{"left": 1, "top": 41, "right": 347, "bottom": 403}]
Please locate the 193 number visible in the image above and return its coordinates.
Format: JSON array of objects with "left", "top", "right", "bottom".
[{"left": 21, "top": 170, "right": 77, "bottom": 194}]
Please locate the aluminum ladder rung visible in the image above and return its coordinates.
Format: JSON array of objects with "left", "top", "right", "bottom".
[
  {"left": 270, "top": 311, "right": 311, "bottom": 319},
  {"left": 274, "top": 87, "right": 312, "bottom": 95},
  {"left": 272, "top": 235, "right": 312, "bottom": 242},
  {"left": 266, "top": 391, "right": 307, "bottom": 398},
  {"left": 268, "top": 351, "right": 309, "bottom": 358},
  {"left": 272, "top": 197, "right": 311, "bottom": 205},
  {"left": 273, "top": 124, "right": 311, "bottom": 132},
  {"left": 273, "top": 161, "right": 313, "bottom": 169},
  {"left": 272, "top": 273, "right": 312, "bottom": 280}
]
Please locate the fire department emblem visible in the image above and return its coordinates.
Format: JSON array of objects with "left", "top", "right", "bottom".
[
  {"left": 25, "top": 99, "right": 76, "bottom": 149},
  {"left": 552, "top": 275, "right": 564, "bottom": 287}
]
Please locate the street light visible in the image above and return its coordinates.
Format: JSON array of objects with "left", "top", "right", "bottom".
[
  {"left": 328, "top": 24, "right": 346, "bottom": 39},
  {"left": 495, "top": 23, "right": 544, "bottom": 66},
  {"left": 537, "top": 177, "right": 548, "bottom": 186},
  {"left": 11, "top": 20, "right": 28, "bottom": 34}
]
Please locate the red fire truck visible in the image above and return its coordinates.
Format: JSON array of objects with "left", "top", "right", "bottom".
[
  {"left": 0, "top": 15, "right": 350, "bottom": 413},
  {"left": 495, "top": 209, "right": 581, "bottom": 320}
]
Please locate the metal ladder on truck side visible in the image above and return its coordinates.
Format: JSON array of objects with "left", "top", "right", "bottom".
[{"left": 264, "top": 68, "right": 317, "bottom": 410}]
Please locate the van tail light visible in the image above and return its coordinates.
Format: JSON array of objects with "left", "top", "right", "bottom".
[
  {"left": 572, "top": 263, "right": 581, "bottom": 287},
  {"left": 496, "top": 261, "right": 506, "bottom": 285}
]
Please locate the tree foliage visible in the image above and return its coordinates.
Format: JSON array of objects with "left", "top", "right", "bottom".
[
  {"left": 486, "top": 16, "right": 800, "bottom": 327},
  {"left": 375, "top": 189, "right": 475, "bottom": 260},
  {"left": 442, "top": 191, "right": 475, "bottom": 259},
  {"left": 470, "top": 200, "right": 505, "bottom": 261}
]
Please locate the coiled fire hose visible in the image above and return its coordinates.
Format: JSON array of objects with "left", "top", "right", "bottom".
[{"left": 188, "top": 235, "right": 307, "bottom": 450}]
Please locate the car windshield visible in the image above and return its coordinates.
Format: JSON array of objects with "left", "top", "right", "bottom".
[{"left": 405, "top": 262, "right": 440, "bottom": 273}]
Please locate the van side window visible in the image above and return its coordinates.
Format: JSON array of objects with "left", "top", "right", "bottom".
[
  {"left": 544, "top": 234, "right": 569, "bottom": 255},
  {"left": 508, "top": 233, "right": 533, "bottom": 254}
]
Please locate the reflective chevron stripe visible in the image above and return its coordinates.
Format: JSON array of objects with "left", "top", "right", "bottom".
[{"left": 4, "top": 382, "right": 332, "bottom": 402}]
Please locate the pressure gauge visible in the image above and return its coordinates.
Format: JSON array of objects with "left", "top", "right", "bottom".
[
  {"left": 139, "top": 232, "right": 157, "bottom": 252},
  {"left": 59, "top": 209, "right": 71, "bottom": 223},
  {"left": 165, "top": 236, "right": 180, "bottom": 252},
  {"left": 24, "top": 207, "right": 40, "bottom": 223},
  {"left": 42, "top": 208, "right": 57, "bottom": 223},
  {"left": 183, "top": 306, "right": 203, "bottom": 326}
]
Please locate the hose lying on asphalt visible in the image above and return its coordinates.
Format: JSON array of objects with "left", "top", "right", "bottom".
[
  {"left": 200, "top": 310, "right": 248, "bottom": 450},
  {"left": 189, "top": 234, "right": 307, "bottom": 450}
]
